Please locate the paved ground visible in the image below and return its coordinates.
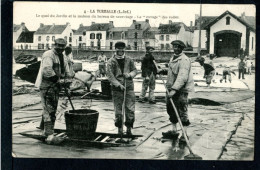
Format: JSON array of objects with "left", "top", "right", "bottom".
[{"left": 12, "top": 57, "right": 255, "bottom": 160}]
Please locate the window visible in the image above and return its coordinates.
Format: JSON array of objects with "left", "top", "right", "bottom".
[
  {"left": 226, "top": 16, "right": 230, "bottom": 25},
  {"left": 96, "top": 33, "right": 102, "bottom": 39},
  {"left": 52, "top": 36, "right": 55, "bottom": 41},
  {"left": 91, "top": 41, "right": 94, "bottom": 47},
  {"left": 46, "top": 44, "right": 49, "bottom": 49},
  {"left": 160, "top": 44, "right": 164, "bottom": 50},
  {"left": 134, "top": 32, "right": 138, "bottom": 39},
  {"left": 38, "top": 36, "right": 41, "bottom": 41},
  {"left": 109, "top": 33, "right": 113, "bottom": 39},
  {"left": 166, "top": 43, "right": 170, "bottom": 50},
  {"left": 69, "top": 37, "right": 72, "bottom": 42},
  {"left": 166, "top": 35, "right": 169, "bottom": 41},
  {"left": 90, "top": 33, "right": 95, "bottom": 39},
  {"left": 134, "top": 42, "right": 138, "bottom": 50},
  {"left": 70, "top": 33, "right": 72, "bottom": 36},
  {"left": 135, "top": 24, "right": 141, "bottom": 29},
  {"left": 121, "top": 32, "right": 125, "bottom": 39},
  {"left": 110, "top": 42, "right": 113, "bottom": 50},
  {"left": 46, "top": 36, "right": 50, "bottom": 42},
  {"left": 83, "top": 31, "right": 86, "bottom": 36},
  {"left": 79, "top": 43, "right": 82, "bottom": 48},
  {"left": 38, "top": 43, "right": 44, "bottom": 49},
  {"left": 160, "top": 35, "right": 164, "bottom": 41},
  {"left": 252, "top": 37, "right": 254, "bottom": 50},
  {"left": 64, "top": 36, "right": 67, "bottom": 41},
  {"left": 79, "top": 36, "right": 82, "bottom": 41},
  {"left": 69, "top": 44, "right": 72, "bottom": 47}
]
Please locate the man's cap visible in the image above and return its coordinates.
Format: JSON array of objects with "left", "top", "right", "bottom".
[
  {"left": 171, "top": 40, "right": 186, "bottom": 48},
  {"left": 115, "top": 42, "right": 126, "bottom": 49},
  {"left": 195, "top": 56, "right": 205, "bottom": 63},
  {"left": 146, "top": 46, "right": 155, "bottom": 51},
  {"left": 54, "top": 38, "right": 67, "bottom": 46}
]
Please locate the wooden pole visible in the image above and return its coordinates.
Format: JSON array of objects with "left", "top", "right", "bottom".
[{"left": 198, "top": 3, "right": 202, "bottom": 56}]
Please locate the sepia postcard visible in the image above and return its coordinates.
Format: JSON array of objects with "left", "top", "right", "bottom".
[{"left": 12, "top": 1, "right": 255, "bottom": 160}]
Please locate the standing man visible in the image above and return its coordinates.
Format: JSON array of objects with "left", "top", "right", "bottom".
[
  {"left": 98, "top": 51, "right": 107, "bottom": 77},
  {"left": 106, "top": 42, "right": 137, "bottom": 135},
  {"left": 238, "top": 58, "right": 246, "bottom": 79},
  {"left": 139, "top": 46, "right": 157, "bottom": 104},
  {"left": 159, "top": 40, "right": 194, "bottom": 142},
  {"left": 195, "top": 56, "right": 215, "bottom": 87},
  {"left": 35, "top": 38, "right": 74, "bottom": 143}
]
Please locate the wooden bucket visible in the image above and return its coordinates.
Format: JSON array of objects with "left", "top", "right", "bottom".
[{"left": 65, "top": 109, "right": 99, "bottom": 139}]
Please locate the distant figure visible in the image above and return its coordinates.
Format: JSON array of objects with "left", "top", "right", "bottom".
[
  {"left": 220, "top": 66, "right": 236, "bottom": 83},
  {"left": 195, "top": 56, "right": 215, "bottom": 87},
  {"left": 63, "top": 46, "right": 74, "bottom": 75},
  {"left": 98, "top": 52, "right": 107, "bottom": 77},
  {"left": 238, "top": 58, "right": 246, "bottom": 79},
  {"left": 245, "top": 57, "right": 252, "bottom": 75},
  {"left": 139, "top": 46, "right": 157, "bottom": 104}
]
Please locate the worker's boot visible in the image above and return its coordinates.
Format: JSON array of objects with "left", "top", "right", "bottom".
[
  {"left": 126, "top": 127, "right": 132, "bottom": 136},
  {"left": 118, "top": 127, "right": 123, "bottom": 135},
  {"left": 162, "top": 123, "right": 179, "bottom": 139},
  {"left": 43, "top": 121, "right": 54, "bottom": 136},
  {"left": 37, "top": 116, "right": 44, "bottom": 130}
]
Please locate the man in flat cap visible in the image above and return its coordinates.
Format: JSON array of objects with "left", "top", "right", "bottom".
[
  {"left": 35, "top": 38, "right": 75, "bottom": 143},
  {"left": 158, "top": 40, "right": 194, "bottom": 143},
  {"left": 195, "top": 56, "right": 215, "bottom": 87},
  {"left": 106, "top": 42, "right": 137, "bottom": 135},
  {"left": 139, "top": 46, "right": 157, "bottom": 104}
]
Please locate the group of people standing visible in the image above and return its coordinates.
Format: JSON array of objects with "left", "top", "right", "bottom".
[{"left": 35, "top": 38, "right": 194, "bottom": 144}]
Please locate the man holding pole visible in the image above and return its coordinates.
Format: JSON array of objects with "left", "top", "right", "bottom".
[
  {"left": 106, "top": 42, "right": 137, "bottom": 135},
  {"left": 158, "top": 40, "right": 194, "bottom": 143},
  {"left": 139, "top": 46, "right": 157, "bottom": 104}
]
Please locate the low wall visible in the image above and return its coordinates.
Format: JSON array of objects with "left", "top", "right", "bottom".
[{"left": 13, "top": 49, "right": 198, "bottom": 62}]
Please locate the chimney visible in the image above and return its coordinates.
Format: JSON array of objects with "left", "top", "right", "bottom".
[
  {"left": 145, "top": 19, "right": 149, "bottom": 23},
  {"left": 80, "top": 23, "right": 83, "bottom": 27},
  {"left": 21, "top": 22, "right": 25, "bottom": 26},
  {"left": 133, "top": 20, "right": 136, "bottom": 23},
  {"left": 195, "top": 14, "right": 199, "bottom": 20},
  {"left": 40, "top": 23, "right": 44, "bottom": 27},
  {"left": 241, "top": 12, "right": 246, "bottom": 20},
  {"left": 66, "top": 22, "right": 70, "bottom": 26},
  {"left": 91, "top": 22, "right": 95, "bottom": 25},
  {"left": 190, "top": 21, "right": 193, "bottom": 27},
  {"left": 109, "top": 21, "right": 113, "bottom": 25},
  {"left": 169, "top": 20, "right": 172, "bottom": 24}
]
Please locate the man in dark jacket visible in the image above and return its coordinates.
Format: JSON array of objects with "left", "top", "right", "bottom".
[
  {"left": 139, "top": 46, "right": 157, "bottom": 104},
  {"left": 195, "top": 56, "right": 215, "bottom": 87}
]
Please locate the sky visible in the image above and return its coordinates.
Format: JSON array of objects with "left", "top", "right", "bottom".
[{"left": 13, "top": 2, "right": 255, "bottom": 31}]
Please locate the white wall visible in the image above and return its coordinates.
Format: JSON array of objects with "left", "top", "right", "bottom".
[
  {"left": 249, "top": 31, "right": 255, "bottom": 56},
  {"left": 86, "top": 31, "right": 107, "bottom": 48},
  {"left": 33, "top": 24, "right": 73, "bottom": 49},
  {"left": 192, "top": 30, "right": 207, "bottom": 49},
  {"left": 209, "top": 14, "right": 247, "bottom": 54}
]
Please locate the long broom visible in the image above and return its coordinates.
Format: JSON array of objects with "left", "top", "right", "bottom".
[{"left": 153, "top": 60, "right": 202, "bottom": 160}]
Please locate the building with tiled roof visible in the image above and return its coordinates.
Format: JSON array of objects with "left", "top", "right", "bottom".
[
  {"left": 193, "top": 10, "right": 255, "bottom": 57},
  {"left": 155, "top": 21, "right": 193, "bottom": 50},
  {"left": 83, "top": 21, "right": 114, "bottom": 50},
  {"left": 72, "top": 24, "right": 91, "bottom": 48},
  {"left": 13, "top": 22, "right": 30, "bottom": 49},
  {"left": 33, "top": 22, "right": 73, "bottom": 49},
  {"left": 106, "top": 27, "right": 128, "bottom": 50}
]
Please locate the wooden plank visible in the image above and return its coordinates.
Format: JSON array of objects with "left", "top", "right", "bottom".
[
  {"left": 101, "top": 136, "right": 110, "bottom": 142},
  {"left": 94, "top": 135, "right": 102, "bottom": 141}
]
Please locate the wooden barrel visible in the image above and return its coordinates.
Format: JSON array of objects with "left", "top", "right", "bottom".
[
  {"left": 101, "top": 80, "right": 112, "bottom": 97},
  {"left": 65, "top": 109, "right": 99, "bottom": 139}
]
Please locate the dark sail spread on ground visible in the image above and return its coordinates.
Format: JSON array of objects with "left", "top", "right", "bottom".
[
  {"left": 15, "top": 54, "right": 37, "bottom": 64},
  {"left": 15, "top": 61, "right": 41, "bottom": 84}
]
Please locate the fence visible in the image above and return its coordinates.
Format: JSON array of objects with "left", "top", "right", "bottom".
[{"left": 13, "top": 45, "right": 193, "bottom": 52}]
